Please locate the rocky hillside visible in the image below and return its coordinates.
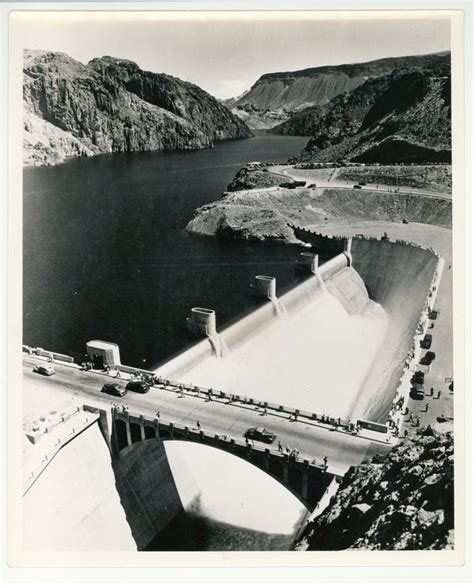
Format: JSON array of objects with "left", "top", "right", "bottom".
[
  {"left": 186, "top": 175, "right": 451, "bottom": 244},
  {"left": 274, "top": 55, "right": 451, "bottom": 164},
  {"left": 228, "top": 52, "right": 449, "bottom": 129},
  {"left": 23, "top": 50, "right": 251, "bottom": 166},
  {"left": 226, "top": 165, "right": 295, "bottom": 192},
  {"left": 295, "top": 427, "right": 454, "bottom": 551}
]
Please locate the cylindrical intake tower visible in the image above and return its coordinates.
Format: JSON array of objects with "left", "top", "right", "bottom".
[
  {"left": 186, "top": 307, "right": 217, "bottom": 337},
  {"left": 252, "top": 275, "right": 276, "bottom": 299},
  {"left": 295, "top": 252, "right": 319, "bottom": 274}
]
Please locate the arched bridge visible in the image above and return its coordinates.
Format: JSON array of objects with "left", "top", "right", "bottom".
[{"left": 111, "top": 409, "right": 336, "bottom": 510}]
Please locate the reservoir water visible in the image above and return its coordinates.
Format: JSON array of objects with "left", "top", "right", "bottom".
[
  {"left": 23, "top": 131, "right": 314, "bottom": 551},
  {"left": 23, "top": 132, "right": 309, "bottom": 368}
]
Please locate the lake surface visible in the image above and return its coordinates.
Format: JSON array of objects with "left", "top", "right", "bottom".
[{"left": 23, "top": 132, "right": 309, "bottom": 367}]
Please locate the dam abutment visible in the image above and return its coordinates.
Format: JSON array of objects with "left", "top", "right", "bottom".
[{"left": 110, "top": 412, "right": 184, "bottom": 551}]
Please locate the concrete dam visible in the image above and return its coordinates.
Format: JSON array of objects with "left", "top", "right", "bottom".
[
  {"left": 157, "top": 236, "right": 439, "bottom": 424},
  {"left": 22, "top": 235, "right": 441, "bottom": 551}
]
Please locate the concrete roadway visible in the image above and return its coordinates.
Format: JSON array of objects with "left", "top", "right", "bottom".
[{"left": 23, "top": 355, "right": 390, "bottom": 475}]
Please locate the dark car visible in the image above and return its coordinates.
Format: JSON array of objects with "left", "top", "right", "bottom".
[
  {"left": 353, "top": 184, "right": 362, "bottom": 189},
  {"left": 429, "top": 310, "right": 439, "bottom": 320},
  {"left": 424, "top": 351, "right": 436, "bottom": 364},
  {"left": 420, "top": 334, "right": 433, "bottom": 349},
  {"left": 101, "top": 383, "right": 127, "bottom": 397},
  {"left": 33, "top": 365, "right": 55, "bottom": 376},
  {"left": 126, "top": 381, "right": 150, "bottom": 394},
  {"left": 410, "top": 386, "right": 425, "bottom": 400},
  {"left": 402, "top": 218, "right": 409, "bottom": 224},
  {"left": 412, "top": 371, "right": 425, "bottom": 384},
  {"left": 244, "top": 427, "right": 276, "bottom": 444}
]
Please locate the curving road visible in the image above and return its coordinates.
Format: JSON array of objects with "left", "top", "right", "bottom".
[{"left": 268, "top": 165, "right": 452, "bottom": 201}]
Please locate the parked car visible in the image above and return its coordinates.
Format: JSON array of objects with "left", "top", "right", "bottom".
[
  {"left": 420, "top": 333, "right": 433, "bottom": 349},
  {"left": 101, "top": 383, "right": 127, "bottom": 397},
  {"left": 244, "top": 427, "right": 276, "bottom": 444},
  {"left": 353, "top": 184, "right": 362, "bottom": 189},
  {"left": 126, "top": 381, "right": 150, "bottom": 394},
  {"left": 410, "top": 386, "right": 425, "bottom": 400},
  {"left": 429, "top": 310, "right": 439, "bottom": 320},
  {"left": 402, "top": 218, "right": 409, "bottom": 224},
  {"left": 412, "top": 371, "right": 425, "bottom": 384},
  {"left": 424, "top": 351, "right": 436, "bottom": 364},
  {"left": 33, "top": 365, "right": 55, "bottom": 376}
]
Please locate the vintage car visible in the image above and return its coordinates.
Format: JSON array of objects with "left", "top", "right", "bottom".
[
  {"left": 101, "top": 383, "right": 127, "bottom": 397},
  {"left": 244, "top": 427, "right": 276, "bottom": 444},
  {"left": 33, "top": 365, "right": 55, "bottom": 376}
]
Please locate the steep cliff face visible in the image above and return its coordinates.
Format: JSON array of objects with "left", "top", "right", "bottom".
[
  {"left": 295, "top": 428, "right": 454, "bottom": 551},
  {"left": 228, "top": 52, "right": 449, "bottom": 129},
  {"left": 23, "top": 50, "right": 251, "bottom": 166},
  {"left": 274, "top": 56, "right": 451, "bottom": 163}
]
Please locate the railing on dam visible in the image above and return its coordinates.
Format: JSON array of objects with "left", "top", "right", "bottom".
[
  {"left": 110, "top": 409, "right": 337, "bottom": 510},
  {"left": 23, "top": 347, "right": 391, "bottom": 442}
]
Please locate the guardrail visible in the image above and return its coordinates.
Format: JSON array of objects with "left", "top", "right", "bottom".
[
  {"left": 119, "top": 411, "right": 329, "bottom": 471},
  {"left": 24, "top": 347, "right": 389, "bottom": 438}
]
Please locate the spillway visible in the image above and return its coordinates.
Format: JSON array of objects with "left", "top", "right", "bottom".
[
  {"left": 157, "top": 239, "right": 439, "bottom": 424},
  {"left": 157, "top": 252, "right": 388, "bottom": 420}
]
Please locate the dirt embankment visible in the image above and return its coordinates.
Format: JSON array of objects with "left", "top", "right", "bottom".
[
  {"left": 186, "top": 184, "right": 451, "bottom": 244},
  {"left": 334, "top": 165, "right": 452, "bottom": 194},
  {"left": 294, "top": 427, "right": 454, "bottom": 551}
]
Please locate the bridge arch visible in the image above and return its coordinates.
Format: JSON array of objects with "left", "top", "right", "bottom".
[{"left": 111, "top": 411, "right": 336, "bottom": 510}]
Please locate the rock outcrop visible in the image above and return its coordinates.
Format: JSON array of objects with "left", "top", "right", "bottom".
[
  {"left": 23, "top": 50, "right": 252, "bottom": 166},
  {"left": 273, "top": 55, "right": 451, "bottom": 164},
  {"left": 226, "top": 52, "right": 449, "bottom": 130},
  {"left": 226, "top": 165, "right": 293, "bottom": 192},
  {"left": 295, "top": 427, "right": 454, "bottom": 551}
]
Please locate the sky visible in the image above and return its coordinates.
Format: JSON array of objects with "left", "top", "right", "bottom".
[{"left": 13, "top": 12, "right": 451, "bottom": 99}]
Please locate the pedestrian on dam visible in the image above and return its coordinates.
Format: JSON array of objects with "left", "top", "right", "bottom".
[
  {"left": 425, "top": 403, "right": 430, "bottom": 412},
  {"left": 430, "top": 387, "right": 434, "bottom": 396},
  {"left": 196, "top": 420, "right": 201, "bottom": 430},
  {"left": 437, "top": 390, "right": 442, "bottom": 399},
  {"left": 278, "top": 441, "right": 283, "bottom": 452}
]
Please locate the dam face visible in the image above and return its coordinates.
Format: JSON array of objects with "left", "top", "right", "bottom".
[{"left": 157, "top": 239, "right": 438, "bottom": 424}]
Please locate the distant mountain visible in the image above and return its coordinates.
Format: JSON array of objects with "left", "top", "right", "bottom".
[
  {"left": 226, "top": 52, "right": 450, "bottom": 130},
  {"left": 23, "top": 50, "right": 252, "bottom": 166},
  {"left": 275, "top": 54, "right": 451, "bottom": 164}
]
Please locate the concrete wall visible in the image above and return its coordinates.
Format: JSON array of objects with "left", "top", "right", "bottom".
[
  {"left": 112, "top": 437, "right": 184, "bottom": 550},
  {"left": 349, "top": 238, "right": 439, "bottom": 422},
  {"left": 23, "top": 422, "right": 136, "bottom": 551}
]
